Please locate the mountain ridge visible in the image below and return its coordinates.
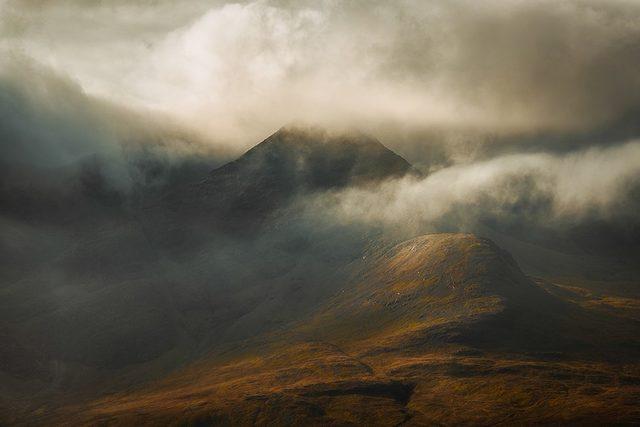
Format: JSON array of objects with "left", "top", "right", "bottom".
[
  {"left": 151, "top": 125, "right": 417, "bottom": 238},
  {"left": 197, "top": 125, "right": 416, "bottom": 205}
]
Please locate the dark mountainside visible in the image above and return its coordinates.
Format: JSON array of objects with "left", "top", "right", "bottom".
[
  {"left": 0, "top": 126, "right": 417, "bottom": 420},
  {"left": 153, "top": 126, "right": 416, "bottom": 234},
  {"left": 1, "top": 127, "right": 639, "bottom": 425}
]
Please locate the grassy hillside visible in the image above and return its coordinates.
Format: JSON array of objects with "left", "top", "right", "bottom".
[{"left": 20, "top": 233, "right": 639, "bottom": 426}]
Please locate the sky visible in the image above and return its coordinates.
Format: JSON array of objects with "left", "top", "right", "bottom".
[
  {"left": 2, "top": 0, "right": 640, "bottom": 149},
  {"left": 1, "top": 0, "right": 639, "bottom": 247}
]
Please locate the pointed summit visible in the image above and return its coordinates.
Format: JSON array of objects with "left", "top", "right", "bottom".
[
  {"left": 211, "top": 124, "right": 416, "bottom": 189},
  {"left": 157, "top": 125, "right": 416, "bottom": 226}
]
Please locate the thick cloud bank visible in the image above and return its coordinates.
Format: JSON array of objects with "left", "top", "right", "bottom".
[
  {"left": 3, "top": 0, "right": 640, "bottom": 149},
  {"left": 313, "top": 141, "right": 640, "bottom": 230}
]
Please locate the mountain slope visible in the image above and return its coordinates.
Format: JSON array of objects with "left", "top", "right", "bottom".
[
  {"left": 158, "top": 126, "right": 415, "bottom": 224},
  {"left": 0, "top": 127, "right": 416, "bottom": 425},
  {"left": 301, "top": 233, "right": 626, "bottom": 357},
  {"left": 2, "top": 125, "right": 639, "bottom": 425},
  {"left": 44, "top": 234, "right": 640, "bottom": 426}
]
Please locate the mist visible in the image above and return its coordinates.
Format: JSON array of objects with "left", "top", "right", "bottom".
[
  {"left": 3, "top": 0, "right": 639, "bottom": 232},
  {"left": 313, "top": 141, "right": 640, "bottom": 229}
]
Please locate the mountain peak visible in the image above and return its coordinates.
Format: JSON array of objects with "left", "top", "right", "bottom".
[
  {"left": 255, "top": 124, "right": 388, "bottom": 152},
  {"left": 176, "top": 125, "right": 417, "bottom": 223},
  {"left": 228, "top": 125, "right": 414, "bottom": 192}
]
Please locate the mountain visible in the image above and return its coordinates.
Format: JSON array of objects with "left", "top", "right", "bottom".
[
  {"left": 47, "top": 234, "right": 640, "bottom": 426},
  {"left": 157, "top": 125, "right": 416, "bottom": 225},
  {"left": 2, "top": 127, "right": 640, "bottom": 425},
  {"left": 0, "top": 126, "right": 417, "bottom": 422},
  {"left": 304, "top": 233, "right": 572, "bottom": 353}
]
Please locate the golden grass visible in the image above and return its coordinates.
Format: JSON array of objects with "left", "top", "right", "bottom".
[
  {"left": 46, "top": 345, "right": 640, "bottom": 426},
  {"left": 12, "top": 234, "right": 640, "bottom": 426}
]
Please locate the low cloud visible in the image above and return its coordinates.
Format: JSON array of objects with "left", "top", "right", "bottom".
[
  {"left": 304, "top": 140, "right": 640, "bottom": 238},
  {"left": 0, "top": 55, "right": 226, "bottom": 196}
]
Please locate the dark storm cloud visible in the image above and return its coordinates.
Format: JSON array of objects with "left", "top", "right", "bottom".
[
  {"left": 0, "top": 56, "right": 122, "bottom": 169},
  {"left": 0, "top": 56, "right": 227, "bottom": 226}
]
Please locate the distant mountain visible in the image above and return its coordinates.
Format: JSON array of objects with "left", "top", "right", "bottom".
[{"left": 158, "top": 126, "right": 416, "bottom": 224}]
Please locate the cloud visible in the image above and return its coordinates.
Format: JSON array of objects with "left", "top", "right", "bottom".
[
  {"left": 1, "top": 0, "right": 638, "bottom": 245},
  {"left": 0, "top": 55, "right": 131, "bottom": 183},
  {"left": 0, "top": 55, "right": 225, "bottom": 206},
  {"left": 3, "top": 0, "right": 640, "bottom": 152},
  {"left": 303, "top": 140, "right": 640, "bottom": 236}
]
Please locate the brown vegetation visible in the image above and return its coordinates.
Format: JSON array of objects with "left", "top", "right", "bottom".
[{"left": 12, "top": 233, "right": 639, "bottom": 425}]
